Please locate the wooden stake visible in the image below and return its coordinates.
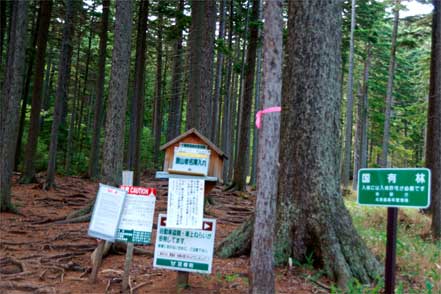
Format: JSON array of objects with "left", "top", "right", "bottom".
[
  {"left": 121, "top": 242, "right": 134, "bottom": 293},
  {"left": 89, "top": 240, "right": 105, "bottom": 283},
  {"left": 176, "top": 271, "right": 189, "bottom": 292}
]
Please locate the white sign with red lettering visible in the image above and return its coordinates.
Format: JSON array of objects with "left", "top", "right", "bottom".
[
  {"left": 117, "top": 186, "right": 157, "bottom": 244},
  {"left": 88, "top": 184, "right": 127, "bottom": 241}
]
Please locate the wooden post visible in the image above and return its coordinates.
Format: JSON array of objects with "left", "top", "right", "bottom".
[
  {"left": 89, "top": 240, "right": 105, "bottom": 283},
  {"left": 121, "top": 171, "right": 134, "bottom": 293}
]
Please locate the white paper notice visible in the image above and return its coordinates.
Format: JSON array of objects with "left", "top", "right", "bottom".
[
  {"left": 88, "top": 184, "right": 127, "bottom": 241},
  {"left": 167, "top": 178, "right": 204, "bottom": 229}
]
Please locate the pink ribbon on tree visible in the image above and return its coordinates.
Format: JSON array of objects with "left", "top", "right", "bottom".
[{"left": 255, "top": 106, "right": 281, "bottom": 129}]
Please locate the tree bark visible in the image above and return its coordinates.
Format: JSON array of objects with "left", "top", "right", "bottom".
[
  {"left": 211, "top": 0, "right": 226, "bottom": 143},
  {"left": 186, "top": 0, "right": 216, "bottom": 137},
  {"left": 249, "top": 0, "right": 282, "bottom": 292},
  {"left": 88, "top": 0, "right": 110, "bottom": 179},
  {"left": 101, "top": 0, "right": 133, "bottom": 187},
  {"left": 153, "top": 9, "right": 164, "bottom": 168},
  {"left": 0, "top": 0, "right": 6, "bottom": 71},
  {"left": 426, "top": 0, "right": 440, "bottom": 240},
  {"left": 0, "top": 0, "right": 28, "bottom": 212},
  {"left": 341, "top": 0, "right": 357, "bottom": 189},
  {"left": 380, "top": 0, "right": 400, "bottom": 168},
  {"left": 44, "top": 0, "right": 75, "bottom": 189},
  {"left": 20, "top": 0, "right": 52, "bottom": 183},
  {"left": 273, "top": 1, "right": 380, "bottom": 287},
  {"left": 232, "top": 0, "right": 260, "bottom": 191},
  {"left": 352, "top": 45, "right": 371, "bottom": 190},
  {"left": 166, "top": 0, "right": 185, "bottom": 142},
  {"left": 128, "top": 0, "right": 148, "bottom": 186}
]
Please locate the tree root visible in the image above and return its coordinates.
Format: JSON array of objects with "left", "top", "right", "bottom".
[
  {"left": 223, "top": 182, "right": 238, "bottom": 192},
  {"left": 216, "top": 216, "right": 254, "bottom": 258},
  {"left": 54, "top": 212, "right": 91, "bottom": 224}
]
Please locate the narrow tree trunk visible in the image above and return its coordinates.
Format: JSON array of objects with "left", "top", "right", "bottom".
[
  {"left": 352, "top": 45, "right": 371, "bottom": 190},
  {"left": 249, "top": 0, "right": 282, "bottom": 292},
  {"left": 380, "top": 0, "right": 400, "bottom": 168},
  {"left": 65, "top": 38, "right": 82, "bottom": 174},
  {"left": 426, "top": 0, "right": 440, "bottom": 239},
  {"left": 128, "top": 0, "right": 149, "bottom": 185},
  {"left": 232, "top": 0, "right": 260, "bottom": 191},
  {"left": 153, "top": 10, "right": 163, "bottom": 168},
  {"left": 186, "top": 0, "right": 216, "bottom": 137},
  {"left": 166, "top": 0, "right": 184, "bottom": 142},
  {"left": 211, "top": 0, "right": 226, "bottom": 143},
  {"left": 341, "top": 0, "right": 357, "bottom": 189},
  {"left": 0, "top": 0, "right": 6, "bottom": 71},
  {"left": 0, "top": 0, "right": 28, "bottom": 212},
  {"left": 221, "top": 0, "right": 234, "bottom": 182},
  {"left": 88, "top": 0, "right": 110, "bottom": 179},
  {"left": 44, "top": 0, "right": 75, "bottom": 189},
  {"left": 14, "top": 8, "right": 39, "bottom": 171},
  {"left": 101, "top": 0, "right": 133, "bottom": 187},
  {"left": 20, "top": 0, "right": 53, "bottom": 183}
]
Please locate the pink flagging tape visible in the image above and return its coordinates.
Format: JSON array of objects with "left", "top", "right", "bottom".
[{"left": 255, "top": 106, "right": 281, "bottom": 129}]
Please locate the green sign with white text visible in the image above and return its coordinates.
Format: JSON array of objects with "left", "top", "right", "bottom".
[{"left": 357, "top": 168, "right": 431, "bottom": 208}]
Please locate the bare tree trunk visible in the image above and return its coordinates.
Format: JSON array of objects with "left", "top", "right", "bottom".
[
  {"left": 221, "top": 0, "right": 234, "bottom": 182},
  {"left": 88, "top": 0, "right": 110, "bottom": 179},
  {"left": 211, "top": 0, "right": 226, "bottom": 143},
  {"left": 426, "top": 0, "right": 440, "bottom": 239},
  {"left": 20, "top": 0, "right": 53, "bottom": 183},
  {"left": 249, "top": 0, "right": 282, "bottom": 292},
  {"left": 274, "top": 1, "right": 380, "bottom": 287},
  {"left": 128, "top": 0, "right": 148, "bottom": 185},
  {"left": 153, "top": 10, "right": 163, "bottom": 168},
  {"left": 166, "top": 0, "right": 185, "bottom": 142},
  {"left": 232, "top": 0, "right": 260, "bottom": 191},
  {"left": 0, "top": 0, "right": 6, "bottom": 71},
  {"left": 186, "top": 0, "right": 216, "bottom": 137},
  {"left": 341, "top": 0, "right": 357, "bottom": 189},
  {"left": 44, "top": 0, "right": 75, "bottom": 189},
  {"left": 380, "top": 0, "right": 400, "bottom": 168},
  {"left": 0, "top": 0, "right": 28, "bottom": 212},
  {"left": 352, "top": 45, "right": 371, "bottom": 190},
  {"left": 101, "top": 0, "right": 133, "bottom": 187}
]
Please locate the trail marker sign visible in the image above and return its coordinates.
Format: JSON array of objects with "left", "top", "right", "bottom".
[
  {"left": 116, "top": 185, "right": 156, "bottom": 244},
  {"left": 357, "top": 168, "right": 431, "bottom": 208},
  {"left": 153, "top": 214, "right": 216, "bottom": 274}
]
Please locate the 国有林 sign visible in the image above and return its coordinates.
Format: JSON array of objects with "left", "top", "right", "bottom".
[{"left": 357, "top": 168, "right": 431, "bottom": 208}]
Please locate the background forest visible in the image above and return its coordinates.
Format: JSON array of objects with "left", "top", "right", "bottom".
[{"left": 0, "top": 0, "right": 440, "bottom": 293}]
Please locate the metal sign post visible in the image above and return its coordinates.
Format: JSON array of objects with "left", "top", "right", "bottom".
[{"left": 357, "top": 168, "right": 431, "bottom": 294}]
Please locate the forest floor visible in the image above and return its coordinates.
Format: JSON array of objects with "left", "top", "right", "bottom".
[{"left": 0, "top": 173, "right": 439, "bottom": 294}]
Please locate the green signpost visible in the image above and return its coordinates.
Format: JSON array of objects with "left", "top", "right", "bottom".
[
  {"left": 357, "top": 168, "right": 431, "bottom": 294},
  {"left": 357, "top": 168, "right": 431, "bottom": 208}
]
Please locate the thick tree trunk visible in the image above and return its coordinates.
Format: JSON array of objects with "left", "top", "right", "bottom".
[
  {"left": 20, "top": 0, "right": 52, "bottom": 183},
  {"left": 0, "top": 0, "right": 28, "bottom": 212},
  {"left": 44, "top": 0, "right": 75, "bottom": 189},
  {"left": 166, "top": 0, "right": 184, "bottom": 142},
  {"left": 211, "top": 0, "right": 226, "bottom": 143},
  {"left": 127, "top": 0, "right": 148, "bottom": 185},
  {"left": 352, "top": 45, "right": 371, "bottom": 190},
  {"left": 274, "top": 1, "right": 380, "bottom": 287},
  {"left": 88, "top": 0, "right": 110, "bottom": 179},
  {"left": 341, "top": 0, "right": 357, "bottom": 189},
  {"left": 249, "top": 0, "right": 282, "bottom": 292},
  {"left": 101, "top": 0, "right": 133, "bottom": 187},
  {"left": 153, "top": 10, "right": 163, "bottom": 168},
  {"left": 232, "top": 0, "right": 260, "bottom": 191},
  {"left": 0, "top": 0, "right": 6, "bottom": 71},
  {"left": 380, "top": 0, "right": 400, "bottom": 168},
  {"left": 186, "top": 0, "right": 216, "bottom": 137},
  {"left": 426, "top": 0, "right": 440, "bottom": 239}
]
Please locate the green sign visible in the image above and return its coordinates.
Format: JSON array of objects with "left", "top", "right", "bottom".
[{"left": 357, "top": 168, "right": 431, "bottom": 208}]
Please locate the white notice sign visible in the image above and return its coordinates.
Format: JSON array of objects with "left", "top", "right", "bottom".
[
  {"left": 88, "top": 184, "right": 127, "bottom": 241},
  {"left": 170, "top": 146, "right": 211, "bottom": 176},
  {"left": 167, "top": 177, "right": 204, "bottom": 229},
  {"left": 154, "top": 214, "right": 216, "bottom": 274},
  {"left": 116, "top": 186, "right": 156, "bottom": 244}
]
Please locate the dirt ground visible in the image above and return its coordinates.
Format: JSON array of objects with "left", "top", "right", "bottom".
[{"left": 0, "top": 174, "right": 328, "bottom": 294}]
